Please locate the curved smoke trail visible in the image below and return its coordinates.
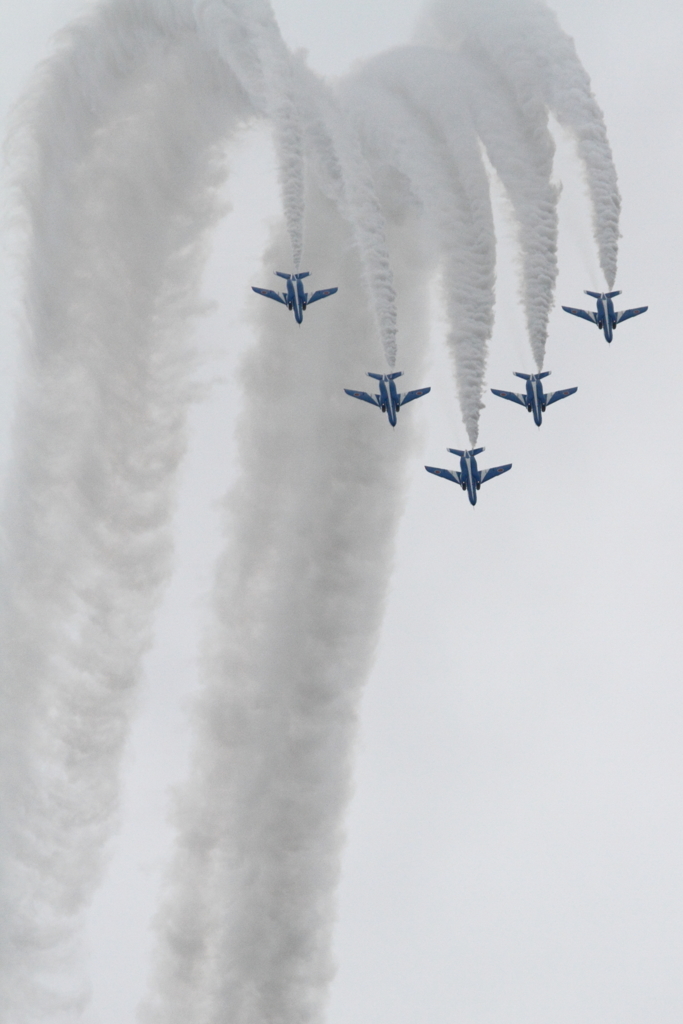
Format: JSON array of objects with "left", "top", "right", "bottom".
[
  {"left": 419, "top": 0, "right": 620, "bottom": 357},
  {"left": 141, "top": 189, "right": 427, "bottom": 1024},
  {"left": 0, "top": 1, "right": 620, "bottom": 1020}
]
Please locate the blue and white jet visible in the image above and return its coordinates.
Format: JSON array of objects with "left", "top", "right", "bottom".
[
  {"left": 252, "top": 271, "right": 338, "bottom": 324},
  {"left": 491, "top": 371, "right": 577, "bottom": 427},
  {"left": 425, "top": 448, "right": 511, "bottom": 506},
  {"left": 562, "top": 290, "right": 648, "bottom": 343},
  {"left": 345, "top": 372, "right": 431, "bottom": 428}
]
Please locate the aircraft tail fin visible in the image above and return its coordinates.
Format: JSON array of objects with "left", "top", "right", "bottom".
[
  {"left": 585, "top": 289, "right": 621, "bottom": 298},
  {"left": 275, "top": 271, "right": 310, "bottom": 280},
  {"left": 367, "top": 371, "right": 403, "bottom": 380}
]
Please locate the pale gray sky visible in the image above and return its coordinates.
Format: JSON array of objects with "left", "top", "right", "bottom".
[{"left": 1, "top": 3, "right": 681, "bottom": 1023}]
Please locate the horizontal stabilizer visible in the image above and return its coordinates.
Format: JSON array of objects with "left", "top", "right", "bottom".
[
  {"left": 275, "top": 270, "right": 310, "bottom": 280},
  {"left": 252, "top": 287, "right": 287, "bottom": 304},
  {"left": 307, "top": 287, "right": 338, "bottom": 304},
  {"left": 585, "top": 289, "right": 621, "bottom": 298},
  {"left": 400, "top": 387, "right": 431, "bottom": 406},
  {"left": 344, "top": 389, "right": 380, "bottom": 407},
  {"left": 425, "top": 466, "right": 462, "bottom": 485},
  {"left": 615, "top": 305, "right": 648, "bottom": 324},
  {"left": 562, "top": 305, "right": 598, "bottom": 325},
  {"left": 480, "top": 464, "right": 512, "bottom": 483},
  {"left": 491, "top": 389, "right": 526, "bottom": 406},
  {"left": 367, "top": 371, "right": 402, "bottom": 380},
  {"left": 546, "top": 387, "right": 578, "bottom": 406},
  {"left": 448, "top": 447, "right": 484, "bottom": 457}
]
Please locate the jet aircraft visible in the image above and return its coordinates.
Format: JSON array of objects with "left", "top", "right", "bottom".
[
  {"left": 562, "top": 290, "right": 648, "bottom": 343},
  {"left": 345, "top": 372, "right": 430, "bottom": 428},
  {"left": 425, "top": 448, "right": 511, "bottom": 506},
  {"left": 491, "top": 371, "right": 577, "bottom": 427},
  {"left": 252, "top": 271, "right": 338, "bottom": 324}
]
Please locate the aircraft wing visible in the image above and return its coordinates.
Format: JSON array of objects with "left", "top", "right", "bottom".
[
  {"left": 400, "top": 387, "right": 431, "bottom": 405},
  {"left": 491, "top": 389, "right": 526, "bottom": 406},
  {"left": 424, "top": 465, "right": 462, "bottom": 485},
  {"left": 545, "top": 387, "right": 578, "bottom": 406},
  {"left": 615, "top": 306, "right": 648, "bottom": 324},
  {"left": 344, "top": 389, "right": 380, "bottom": 407},
  {"left": 252, "top": 287, "right": 287, "bottom": 304},
  {"left": 307, "top": 287, "right": 339, "bottom": 304},
  {"left": 562, "top": 305, "right": 598, "bottom": 324},
  {"left": 480, "top": 464, "right": 512, "bottom": 483}
]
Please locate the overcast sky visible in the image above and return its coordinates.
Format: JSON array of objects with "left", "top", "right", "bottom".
[{"left": 1, "top": 2, "right": 682, "bottom": 1023}]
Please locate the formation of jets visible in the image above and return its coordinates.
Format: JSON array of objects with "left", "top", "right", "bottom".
[{"left": 252, "top": 273, "right": 648, "bottom": 508}]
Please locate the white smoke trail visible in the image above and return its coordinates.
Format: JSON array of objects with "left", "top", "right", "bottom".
[
  {"left": 0, "top": 7, "right": 251, "bottom": 1020},
  {"left": 142, "top": 186, "right": 428, "bottom": 1024},
  {"left": 344, "top": 46, "right": 496, "bottom": 443},
  {"left": 420, "top": 0, "right": 620, "bottom": 297},
  {"left": 457, "top": 50, "right": 558, "bottom": 371},
  {"left": 416, "top": 9, "right": 559, "bottom": 370},
  {"left": 323, "top": 95, "right": 399, "bottom": 369},
  {"left": 193, "top": 0, "right": 306, "bottom": 273},
  {"left": 195, "top": 1, "right": 398, "bottom": 366}
]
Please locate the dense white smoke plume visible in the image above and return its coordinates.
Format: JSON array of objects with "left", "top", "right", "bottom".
[
  {"left": 141, "top": 193, "right": 427, "bottom": 1024},
  {"left": 0, "top": 10, "right": 251, "bottom": 1019},
  {"left": 0, "top": 0, "right": 619, "bottom": 1021}
]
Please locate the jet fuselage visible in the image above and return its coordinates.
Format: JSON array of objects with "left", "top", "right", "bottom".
[
  {"left": 286, "top": 275, "right": 307, "bottom": 324},
  {"left": 377, "top": 376, "right": 401, "bottom": 427},
  {"left": 594, "top": 293, "right": 617, "bottom": 342},
  {"left": 459, "top": 451, "right": 483, "bottom": 506}
]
